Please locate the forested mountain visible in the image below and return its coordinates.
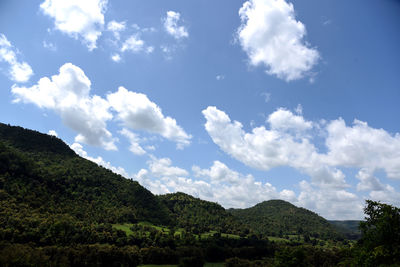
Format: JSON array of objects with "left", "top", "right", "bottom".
[
  {"left": 158, "top": 192, "right": 250, "bottom": 236},
  {"left": 4, "top": 122, "right": 390, "bottom": 266},
  {"left": 229, "top": 200, "right": 342, "bottom": 240},
  {"left": 0, "top": 123, "right": 171, "bottom": 246}
]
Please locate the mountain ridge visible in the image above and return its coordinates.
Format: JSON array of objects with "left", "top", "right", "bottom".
[{"left": 229, "top": 199, "right": 343, "bottom": 240}]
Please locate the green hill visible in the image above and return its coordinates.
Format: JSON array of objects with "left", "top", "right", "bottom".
[
  {"left": 229, "top": 199, "right": 342, "bottom": 240},
  {"left": 0, "top": 123, "right": 171, "bottom": 246},
  {"left": 158, "top": 192, "right": 250, "bottom": 236},
  {"left": 328, "top": 220, "right": 362, "bottom": 240}
]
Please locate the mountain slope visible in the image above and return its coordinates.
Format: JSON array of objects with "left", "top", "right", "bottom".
[
  {"left": 229, "top": 199, "right": 342, "bottom": 240},
  {"left": 0, "top": 123, "right": 171, "bottom": 245},
  {"left": 329, "top": 220, "right": 362, "bottom": 240},
  {"left": 158, "top": 192, "right": 250, "bottom": 236}
]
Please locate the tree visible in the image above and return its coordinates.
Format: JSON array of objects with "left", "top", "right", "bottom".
[{"left": 354, "top": 200, "right": 400, "bottom": 266}]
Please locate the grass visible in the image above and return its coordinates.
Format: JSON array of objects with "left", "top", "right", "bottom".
[
  {"left": 113, "top": 223, "right": 134, "bottom": 235},
  {"left": 113, "top": 222, "right": 241, "bottom": 240}
]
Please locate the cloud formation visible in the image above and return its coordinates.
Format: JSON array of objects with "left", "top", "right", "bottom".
[
  {"left": 40, "top": 0, "right": 107, "bottom": 50},
  {"left": 107, "top": 20, "right": 126, "bottom": 40},
  {"left": 237, "top": 0, "right": 319, "bottom": 81},
  {"left": 0, "top": 34, "right": 33, "bottom": 83},
  {"left": 133, "top": 158, "right": 295, "bottom": 209},
  {"left": 163, "top": 11, "right": 188, "bottom": 40},
  {"left": 12, "top": 63, "right": 116, "bottom": 150},
  {"left": 202, "top": 105, "right": 400, "bottom": 218},
  {"left": 107, "top": 87, "right": 192, "bottom": 149},
  {"left": 11, "top": 63, "right": 190, "bottom": 151}
]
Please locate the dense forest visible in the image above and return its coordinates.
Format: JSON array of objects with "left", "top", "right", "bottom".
[
  {"left": 229, "top": 200, "right": 342, "bottom": 240},
  {"left": 0, "top": 123, "right": 399, "bottom": 266}
]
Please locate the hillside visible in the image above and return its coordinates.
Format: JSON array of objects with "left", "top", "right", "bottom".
[
  {"left": 0, "top": 123, "right": 171, "bottom": 246},
  {"left": 328, "top": 220, "right": 362, "bottom": 240},
  {"left": 158, "top": 192, "right": 250, "bottom": 236},
  {"left": 229, "top": 199, "right": 342, "bottom": 240}
]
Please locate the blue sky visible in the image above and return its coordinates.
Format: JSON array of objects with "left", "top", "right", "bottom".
[{"left": 1, "top": 0, "right": 400, "bottom": 219}]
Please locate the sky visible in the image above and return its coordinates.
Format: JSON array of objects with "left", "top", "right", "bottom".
[{"left": 1, "top": 0, "right": 400, "bottom": 220}]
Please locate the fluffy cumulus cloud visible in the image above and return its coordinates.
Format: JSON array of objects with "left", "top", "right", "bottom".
[
  {"left": 0, "top": 34, "right": 33, "bottom": 83},
  {"left": 297, "top": 181, "right": 364, "bottom": 219},
  {"left": 237, "top": 0, "right": 319, "bottom": 81},
  {"left": 40, "top": 0, "right": 107, "bottom": 50},
  {"left": 202, "top": 105, "right": 400, "bottom": 217},
  {"left": 121, "top": 35, "right": 145, "bottom": 53},
  {"left": 163, "top": 11, "right": 188, "bottom": 40},
  {"left": 11, "top": 63, "right": 116, "bottom": 150},
  {"left": 134, "top": 157, "right": 296, "bottom": 209},
  {"left": 324, "top": 119, "right": 400, "bottom": 179},
  {"left": 11, "top": 63, "right": 191, "bottom": 151},
  {"left": 202, "top": 106, "right": 346, "bottom": 188},
  {"left": 119, "top": 128, "right": 146, "bottom": 156},
  {"left": 107, "top": 87, "right": 192, "bottom": 149}
]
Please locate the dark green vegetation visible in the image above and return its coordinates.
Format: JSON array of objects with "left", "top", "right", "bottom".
[
  {"left": 158, "top": 192, "right": 250, "bottom": 236},
  {"left": 328, "top": 220, "right": 362, "bottom": 240},
  {"left": 0, "top": 123, "right": 399, "bottom": 266},
  {"left": 350, "top": 200, "right": 400, "bottom": 266},
  {"left": 229, "top": 200, "right": 341, "bottom": 240}
]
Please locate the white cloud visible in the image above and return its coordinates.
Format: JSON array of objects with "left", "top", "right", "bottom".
[
  {"left": 107, "top": 86, "right": 192, "bottom": 149},
  {"left": 163, "top": 11, "right": 188, "bottom": 40},
  {"left": 237, "top": 0, "right": 319, "bottom": 81},
  {"left": 148, "top": 157, "right": 189, "bottom": 178},
  {"left": 324, "top": 118, "right": 400, "bottom": 179},
  {"left": 40, "top": 0, "right": 107, "bottom": 50},
  {"left": 12, "top": 63, "right": 116, "bottom": 150},
  {"left": 71, "top": 142, "right": 129, "bottom": 177},
  {"left": 134, "top": 157, "right": 295, "bottom": 209},
  {"left": 48, "top": 130, "right": 58, "bottom": 137},
  {"left": 369, "top": 184, "right": 400, "bottom": 207},
  {"left": 216, "top": 75, "right": 225, "bottom": 81},
  {"left": 267, "top": 108, "right": 312, "bottom": 133},
  {"left": 193, "top": 160, "right": 241, "bottom": 184},
  {"left": 119, "top": 128, "right": 146, "bottom": 156},
  {"left": 0, "top": 34, "right": 33, "bottom": 83},
  {"left": 107, "top": 20, "right": 126, "bottom": 40},
  {"left": 121, "top": 35, "right": 145, "bottom": 52},
  {"left": 111, "top": 53, "right": 121, "bottom": 62},
  {"left": 296, "top": 180, "right": 364, "bottom": 220},
  {"left": 356, "top": 168, "right": 385, "bottom": 192},
  {"left": 202, "top": 105, "right": 400, "bottom": 213},
  {"left": 202, "top": 106, "right": 345, "bottom": 188}
]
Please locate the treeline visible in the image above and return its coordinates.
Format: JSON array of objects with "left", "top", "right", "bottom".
[
  {"left": 159, "top": 192, "right": 251, "bottom": 236},
  {"left": 1, "top": 123, "right": 399, "bottom": 266},
  {"left": 229, "top": 200, "right": 342, "bottom": 240}
]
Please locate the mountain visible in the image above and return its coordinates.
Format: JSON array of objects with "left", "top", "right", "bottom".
[
  {"left": 229, "top": 199, "right": 342, "bottom": 240},
  {"left": 328, "top": 220, "right": 362, "bottom": 240},
  {"left": 158, "top": 192, "right": 250, "bottom": 236},
  {"left": 0, "top": 122, "right": 171, "bottom": 246}
]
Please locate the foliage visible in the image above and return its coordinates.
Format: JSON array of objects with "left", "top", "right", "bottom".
[
  {"left": 351, "top": 200, "right": 400, "bottom": 266},
  {"left": 328, "top": 220, "right": 362, "bottom": 240},
  {"left": 229, "top": 200, "right": 342, "bottom": 240},
  {"left": 2, "top": 122, "right": 395, "bottom": 266},
  {"left": 159, "top": 192, "right": 250, "bottom": 236}
]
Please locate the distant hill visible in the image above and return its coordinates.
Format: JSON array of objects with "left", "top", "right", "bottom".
[
  {"left": 328, "top": 220, "right": 362, "bottom": 240},
  {"left": 158, "top": 192, "right": 250, "bottom": 236},
  {"left": 229, "top": 199, "right": 342, "bottom": 240},
  {"left": 0, "top": 123, "right": 171, "bottom": 246}
]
